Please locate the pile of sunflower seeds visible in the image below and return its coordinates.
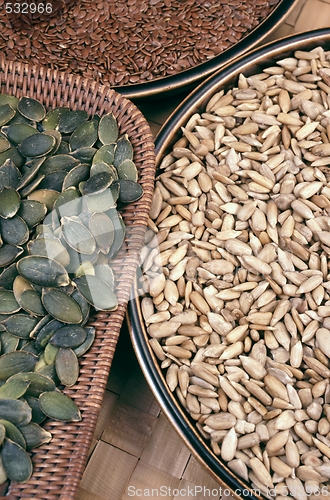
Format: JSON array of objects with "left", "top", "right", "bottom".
[
  {"left": 0, "top": 0, "right": 280, "bottom": 86},
  {"left": 140, "top": 46, "right": 330, "bottom": 499},
  {"left": 0, "top": 93, "right": 143, "bottom": 484}
]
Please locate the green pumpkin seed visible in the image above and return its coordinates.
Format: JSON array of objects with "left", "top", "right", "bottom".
[
  {"left": 41, "top": 108, "right": 70, "bottom": 131},
  {"left": 90, "top": 160, "right": 113, "bottom": 177},
  {"left": 0, "top": 105, "right": 16, "bottom": 127},
  {"left": 50, "top": 324, "right": 87, "bottom": 348},
  {"left": 17, "top": 255, "right": 70, "bottom": 288},
  {"left": 38, "top": 171, "right": 66, "bottom": 192},
  {"left": 0, "top": 264, "right": 19, "bottom": 291},
  {"left": 0, "top": 245, "right": 23, "bottom": 267},
  {"left": 4, "top": 124, "right": 38, "bottom": 146},
  {"left": 43, "top": 129, "right": 62, "bottom": 155},
  {"left": 89, "top": 212, "right": 114, "bottom": 254},
  {"left": 82, "top": 171, "right": 113, "bottom": 196},
  {"left": 0, "top": 148, "right": 24, "bottom": 168},
  {"left": 62, "top": 163, "right": 90, "bottom": 190},
  {"left": 0, "top": 378, "right": 30, "bottom": 400},
  {"left": 1, "top": 438, "right": 32, "bottom": 482},
  {"left": 19, "top": 133, "right": 55, "bottom": 158},
  {"left": 56, "top": 140, "right": 70, "bottom": 155},
  {"left": 61, "top": 216, "right": 96, "bottom": 255},
  {"left": 0, "top": 94, "right": 18, "bottom": 110},
  {"left": 19, "top": 290, "right": 46, "bottom": 317},
  {"left": 0, "top": 160, "right": 21, "bottom": 190},
  {"left": 27, "top": 189, "right": 60, "bottom": 211},
  {"left": 0, "top": 399, "right": 32, "bottom": 427},
  {"left": 2, "top": 315, "right": 39, "bottom": 339},
  {"left": 69, "top": 120, "right": 98, "bottom": 151},
  {"left": 118, "top": 179, "right": 143, "bottom": 204},
  {"left": 39, "top": 154, "right": 79, "bottom": 175},
  {"left": 71, "top": 147, "right": 97, "bottom": 164},
  {"left": 0, "top": 420, "right": 26, "bottom": 449},
  {"left": 25, "top": 396, "right": 46, "bottom": 424},
  {"left": 70, "top": 290, "right": 90, "bottom": 326},
  {"left": 19, "top": 174, "right": 45, "bottom": 198},
  {"left": 28, "top": 237, "right": 70, "bottom": 268},
  {"left": 43, "top": 343, "right": 59, "bottom": 365},
  {"left": 113, "top": 134, "right": 133, "bottom": 168},
  {"left": 18, "top": 97, "right": 46, "bottom": 122},
  {"left": 18, "top": 200, "right": 47, "bottom": 227},
  {"left": 20, "top": 340, "right": 39, "bottom": 355},
  {"left": 19, "top": 422, "right": 52, "bottom": 449},
  {"left": 0, "top": 216, "right": 29, "bottom": 246},
  {"left": 41, "top": 289, "right": 82, "bottom": 324},
  {"left": 74, "top": 275, "right": 118, "bottom": 311},
  {"left": 0, "top": 292, "right": 20, "bottom": 315},
  {"left": 0, "top": 186, "right": 20, "bottom": 219},
  {"left": 36, "top": 363, "right": 59, "bottom": 383},
  {"left": 0, "top": 352, "right": 37, "bottom": 380},
  {"left": 0, "top": 332, "right": 19, "bottom": 353},
  {"left": 117, "top": 159, "right": 138, "bottom": 182},
  {"left": 73, "top": 326, "right": 95, "bottom": 357},
  {"left": 39, "top": 391, "right": 81, "bottom": 422},
  {"left": 59, "top": 110, "right": 88, "bottom": 134},
  {"left": 86, "top": 189, "right": 116, "bottom": 213},
  {"left": 98, "top": 113, "right": 118, "bottom": 144},
  {"left": 0, "top": 133, "right": 10, "bottom": 153},
  {"left": 34, "top": 318, "right": 63, "bottom": 351},
  {"left": 16, "top": 157, "right": 45, "bottom": 191},
  {"left": 55, "top": 348, "right": 79, "bottom": 387},
  {"left": 93, "top": 143, "right": 116, "bottom": 166},
  {"left": 9, "top": 372, "right": 56, "bottom": 399},
  {"left": 94, "top": 265, "right": 115, "bottom": 290}
]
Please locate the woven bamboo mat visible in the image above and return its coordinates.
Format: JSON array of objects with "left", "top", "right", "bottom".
[
  {"left": 76, "top": 321, "right": 231, "bottom": 500},
  {"left": 76, "top": 1, "right": 329, "bottom": 498}
]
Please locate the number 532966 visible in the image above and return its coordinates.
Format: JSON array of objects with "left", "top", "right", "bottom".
[{"left": 5, "top": 3, "right": 53, "bottom": 13}]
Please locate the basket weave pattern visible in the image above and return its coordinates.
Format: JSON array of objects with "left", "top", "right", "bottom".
[{"left": 0, "top": 58, "right": 156, "bottom": 500}]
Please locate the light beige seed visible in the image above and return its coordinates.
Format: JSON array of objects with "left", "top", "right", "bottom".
[
  {"left": 249, "top": 457, "right": 274, "bottom": 489},
  {"left": 241, "top": 255, "right": 272, "bottom": 275},
  {"left": 286, "top": 477, "right": 308, "bottom": 500},
  {"left": 266, "top": 430, "right": 289, "bottom": 454},
  {"left": 148, "top": 321, "right": 181, "bottom": 339},
  {"left": 270, "top": 456, "right": 292, "bottom": 478},
  {"left": 221, "top": 428, "right": 238, "bottom": 462},
  {"left": 204, "top": 412, "right": 236, "bottom": 430}
]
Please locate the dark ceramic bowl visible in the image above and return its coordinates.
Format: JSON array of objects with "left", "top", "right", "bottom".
[
  {"left": 128, "top": 28, "right": 330, "bottom": 500},
  {"left": 117, "top": 0, "right": 299, "bottom": 100}
]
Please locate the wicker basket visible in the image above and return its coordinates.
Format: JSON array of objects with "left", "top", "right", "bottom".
[{"left": 0, "top": 58, "right": 156, "bottom": 499}]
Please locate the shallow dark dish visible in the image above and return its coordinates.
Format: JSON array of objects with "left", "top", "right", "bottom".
[
  {"left": 128, "top": 28, "right": 330, "bottom": 499},
  {"left": 0, "top": 0, "right": 298, "bottom": 101},
  {"left": 117, "top": 0, "right": 299, "bottom": 100}
]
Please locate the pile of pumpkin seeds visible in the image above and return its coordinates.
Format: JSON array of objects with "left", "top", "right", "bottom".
[{"left": 0, "top": 93, "right": 143, "bottom": 484}]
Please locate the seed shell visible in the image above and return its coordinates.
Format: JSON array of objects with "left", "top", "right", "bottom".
[
  {"left": 1, "top": 438, "right": 32, "bottom": 483},
  {"left": 41, "top": 289, "right": 82, "bottom": 324},
  {"left": 55, "top": 348, "right": 79, "bottom": 387},
  {"left": 38, "top": 391, "right": 81, "bottom": 422}
]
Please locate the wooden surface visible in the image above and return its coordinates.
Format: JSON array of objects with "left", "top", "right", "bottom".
[{"left": 77, "top": 1, "right": 328, "bottom": 498}]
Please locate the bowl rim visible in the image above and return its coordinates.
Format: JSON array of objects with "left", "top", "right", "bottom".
[
  {"left": 116, "top": 0, "right": 299, "bottom": 100},
  {"left": 128, "top": 27, "right": 330, "bottom": 499}
]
